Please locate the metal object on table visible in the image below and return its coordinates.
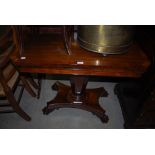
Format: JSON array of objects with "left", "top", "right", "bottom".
[{"left": 77, "top": 25, "right": 134, "bottom": 55}]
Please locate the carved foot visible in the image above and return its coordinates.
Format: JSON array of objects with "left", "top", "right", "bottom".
[
  {"left": 100, "top": 114, "right": 109, "bottom": 123},
  {"left": 42, "top": 107, "right": 55, "bottom": 115}
]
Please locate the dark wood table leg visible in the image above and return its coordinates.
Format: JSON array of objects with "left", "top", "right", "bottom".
[{"left": 43, "top": 76, "right": 109, "bottom": 123}]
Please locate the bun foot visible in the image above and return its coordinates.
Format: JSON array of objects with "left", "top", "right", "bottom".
[{"left": 100, "top": 114, "right": 109, "bottom": 123}]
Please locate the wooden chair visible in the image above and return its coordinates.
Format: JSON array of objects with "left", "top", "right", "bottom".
[
  {"left": 28, "top": 25, "right": 73, "bottom": 55},
  {"left": 0, "top": 26, "right": 40, "bottom": 121}
]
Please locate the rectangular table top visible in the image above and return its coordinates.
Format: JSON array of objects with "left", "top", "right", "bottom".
[{"left": 11, "top": 33, "right": 150, "bottom": 78}]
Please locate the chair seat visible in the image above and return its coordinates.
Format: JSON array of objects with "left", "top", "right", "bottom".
[
  {"left": 0, "top": 68, "right": 19, "bottom": 96},
  {"left": 3, "top": 63, "right": 16, "bottom": 82}
]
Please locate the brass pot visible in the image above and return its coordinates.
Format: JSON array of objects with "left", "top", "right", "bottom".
[{"left": 77, "top": 25, "right": 134, "bottom": 54}]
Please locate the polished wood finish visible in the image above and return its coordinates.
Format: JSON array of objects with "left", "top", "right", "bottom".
[
  {"left": 11, "top": 31, "right": 150, "bottom": 123},
  {"left": 11, "top": 33, "right": 150, "bottom": 78}
]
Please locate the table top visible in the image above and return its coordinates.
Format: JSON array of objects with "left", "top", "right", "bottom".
[{"left": 11, "top": 33, "right": 150, "bottom": 78}]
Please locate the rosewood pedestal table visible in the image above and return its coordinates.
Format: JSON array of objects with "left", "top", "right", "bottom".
[{"left": 11, "top": 34, "right": 150, "bottom": 123}]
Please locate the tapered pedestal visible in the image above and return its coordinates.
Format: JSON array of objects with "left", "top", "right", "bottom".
[{"left": 43, "top": 76, "right": 109, "bottom": 123}]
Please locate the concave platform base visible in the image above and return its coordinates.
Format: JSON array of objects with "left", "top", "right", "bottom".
[{"left": 43, "top": 76, "right": 109, "bottom": 123}]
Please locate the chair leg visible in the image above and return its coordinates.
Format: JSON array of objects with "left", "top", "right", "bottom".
[
  {"left": 27, "top": 75, "right": 41, "bottom": 99},
  {"left": 0, "top": 72, "right": 31, "bottom": 121},
  {"left": 20, "top": 75, "right": 37, "bottom": 97},
  {"left": 7, "top": 92, "right": 31, "bottom": 121},
  {"left": 3, "top": 85, "right": 31, "bottom": 121},
  {"left": 27, "top": 77, "right": 39, "bottom": 89},
  {"left": 37, "top": 76, "right": 42, "bottom": 99}
]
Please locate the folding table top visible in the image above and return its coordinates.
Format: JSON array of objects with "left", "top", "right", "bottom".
[{"left": 11, "top": 33, "right": 150, "bottom": 78}]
